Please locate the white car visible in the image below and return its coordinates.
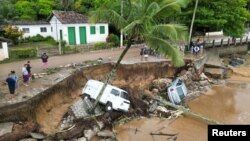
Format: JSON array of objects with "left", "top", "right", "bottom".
[
  {"left": 167, "top": 78, "right": 187, "bottom": 105},
  {"left": 82, "top": 79, "right": 130, "bottom": 112}
]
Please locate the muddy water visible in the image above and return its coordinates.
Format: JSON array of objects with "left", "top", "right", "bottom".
[
  {"left": 116, "top": 81, "right": 250, "bottom": 141},
  {"left": 115, "top": 117, "right": 207, "bottom": 141}
]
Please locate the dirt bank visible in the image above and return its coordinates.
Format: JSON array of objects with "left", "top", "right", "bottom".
[{"left": 0, "top": 61, "right": 179, "bottom": 137}]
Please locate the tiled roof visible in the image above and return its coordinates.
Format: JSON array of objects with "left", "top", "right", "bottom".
[
  {"left": 51, "top": 10, "right": 88, "bottom": 24},
  {"left": 9, "top": 21, "right": 49, "bottom": 25}
]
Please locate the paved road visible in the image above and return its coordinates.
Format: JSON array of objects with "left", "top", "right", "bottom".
[{"left": 0, "top": 47, "right": 144, "bottom": 81}]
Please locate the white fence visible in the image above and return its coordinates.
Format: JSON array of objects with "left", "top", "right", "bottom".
[{"left": 0, "top": 42, "right": 9, "bottom": 61}]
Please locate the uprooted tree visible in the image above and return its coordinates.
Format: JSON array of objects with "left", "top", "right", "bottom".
[{"left": 88, "top": 0, "right": 189, "bottom": 113}]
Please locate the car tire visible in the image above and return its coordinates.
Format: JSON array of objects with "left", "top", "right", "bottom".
[{"left": 105, "top": 102, "right": 113, "bottom": 112}]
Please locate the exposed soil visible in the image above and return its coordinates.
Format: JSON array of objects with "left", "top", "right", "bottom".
[{"left": 0, "top": 61, "right": 179, "bottom": 140}]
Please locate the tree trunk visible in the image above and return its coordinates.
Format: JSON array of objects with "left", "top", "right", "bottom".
[
  {"left": 161, "top": 100, "right": 222, "bottom": 125},
  {"left": 188, "top": 0, "right": 199, "bottom": 50},
  {"left": 89, "top": 41, "right": 132, "bottom": 113}
]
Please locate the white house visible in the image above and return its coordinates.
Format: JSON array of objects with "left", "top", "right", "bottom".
[
  {"left": 0, "top": 42, "right": 9, "bottom": 61},
  {"left": 11, "top": 21, "right": 52, "bottom": 38},
  {"left": 48, "top": 11, "right": 109, "bottom": 45},
  {"left": 11, "top": 11, "right": 109, "bottom": 45}
]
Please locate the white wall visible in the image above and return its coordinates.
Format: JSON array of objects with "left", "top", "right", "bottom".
[
  {"left": 49, "top": 15, "right": 63, "bottom": 41},
  {"left": 61, "top": 23, "right": 109, "bottom": 45},
  {"left": 0, "top": 42, "right": 9, "bottom": 61},
  {"left": 16, "top": 25, "right": 52, "bottom": 38}
]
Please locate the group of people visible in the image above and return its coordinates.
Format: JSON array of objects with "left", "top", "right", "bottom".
[
  {"left": 5, "top": 60, "right": 31, "bottom": 100},
  {"left": 191, "top": 38, "right": 204, "bottom": 55},
  {"left": 5, "top": 52, "right": 49, "bottom": 100},
  {"left": 140, "top": 46, "right": 149, "bottom": 61}
]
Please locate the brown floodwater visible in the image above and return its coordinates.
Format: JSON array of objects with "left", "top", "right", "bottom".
[{"left": 116, "top": 80, "right": 250, "bottom": 141}]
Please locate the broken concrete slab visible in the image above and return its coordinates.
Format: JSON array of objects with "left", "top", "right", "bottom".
[
  {"left": 0, "top": 122, "right": 13, "bottom": 136},
  {"left": 204, "top": 68, "right": 224, "bottom": 79}
]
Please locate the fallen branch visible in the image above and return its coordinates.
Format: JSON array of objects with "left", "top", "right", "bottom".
[
  {"left": 150, "top": 132, "right": 178, "bottom": 136},
  {"left": 158, "top": 99, "right": 223, "bottom": 125}
]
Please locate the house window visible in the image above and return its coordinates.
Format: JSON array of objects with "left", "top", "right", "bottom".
[
  {"left": 40, "top": 27, "right": 47, "bottom": 32},
  {"left": 51, "top": 27, "right": 53, "bottom": 32},
  {"left": 90, "top": 26, "right": 96, "bottom": 34},
  {"left": 22, "top": 28, "right": 30, "bottom": 33},
  {"left": 100, "top": 26, "right": 105, "bottom": 34}
]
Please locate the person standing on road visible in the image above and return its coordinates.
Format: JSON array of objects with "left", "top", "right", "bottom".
[
  {"left": 6, "top": 72, "right": 17, "bottom": 100},
  {"left": 22, "top": 64, "right": 29, "bottom": 86},
  {"left": 26, "top": 61, "right": 32, "bottom": 82},
  {"left": 140, "top": 47, "right": 144, "bottom": 61},
  {"left": 41, "top": 53, "right": 49, "bottom": 69}
]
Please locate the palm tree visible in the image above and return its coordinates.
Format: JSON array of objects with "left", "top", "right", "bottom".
[{"left": 88, "top": 0, "right": 189, "bottom": 113}]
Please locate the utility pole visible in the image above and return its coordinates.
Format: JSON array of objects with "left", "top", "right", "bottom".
[
  {"left": 188, "top": 0, "right": 199, "bottom": 51},
  {"left": 120, "top": 0, "right": 123, "bottom": 48}
]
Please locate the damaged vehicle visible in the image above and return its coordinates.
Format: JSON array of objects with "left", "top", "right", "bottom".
[
  {"left": 167, "top": 78, "right": 187, "bottom": 105},
  {"left": 82, "top": 79, "right": 130, "bottom": 112}
]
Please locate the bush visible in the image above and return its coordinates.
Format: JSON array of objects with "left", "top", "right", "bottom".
[
  {"left": 10, "top": 48, "right": 37, "bottom": 59},
  {"left": 106, "top": 34, "right": 119, "bottom": 46},
  {"left": 19, "top": 35, "right": 57, "bottom": 44},
  {"left": 93, "top": 42, "right": 115, "bottom": 50}
]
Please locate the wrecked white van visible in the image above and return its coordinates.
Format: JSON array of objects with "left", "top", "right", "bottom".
[
  {"left": 167, "top": 78, "right": 187, "bottom": 105},
  {"left": 82, "top": 79, "right": 130, "bottom": 112}
]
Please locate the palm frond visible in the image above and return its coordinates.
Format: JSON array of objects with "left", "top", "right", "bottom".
[
  {"left": 145, "top": 34, "right": 184, "bottom": 67},
  {"left": 152, "top": 24, "right": 188, "bottom": 42},
  {"left": 153, "top": 0, "right": 188, "bottom": 18},
  {"left": 89, "top": 9, "right": 126, "bottom": 30}
]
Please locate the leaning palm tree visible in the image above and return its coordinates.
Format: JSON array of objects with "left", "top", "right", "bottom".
[{"left": 88, "top": 0, "right": 189, "bottom": 113}]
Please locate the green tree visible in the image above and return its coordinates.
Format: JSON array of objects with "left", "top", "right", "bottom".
[
  {"left": 37, "top": 0, "right": 55, "bottom": 19},
  {"left": 89, "top": 0, "right": 189, "bottom": 112},
  {"left": 180, "top": 0, "right": 250, "bottom": 37},
  {"left": 4, "top": 25, "right": 23, "bottom": 44},
  {"left": 15, "top": 0, "right": 37, "bottom": 20}
]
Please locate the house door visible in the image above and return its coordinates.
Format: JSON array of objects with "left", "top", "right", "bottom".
[
  {"left": 68, "top": 27, "right": 76, "bottom": 45},
  {"left": 79, "top": 27, "right": 87, "bottom": 44}
]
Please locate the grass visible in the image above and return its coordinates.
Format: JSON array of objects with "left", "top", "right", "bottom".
[{"left": 11, "top": 41, "right": 56, "bottom": 48}]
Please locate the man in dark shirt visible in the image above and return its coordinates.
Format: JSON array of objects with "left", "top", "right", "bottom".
[
  {"left": 41, "top": 53, "right": 49, "bottom": 69},
  {"left": 26, "top": 61, "right": 32, "bottom": 82},
  {"left": 6, "top": 74, "right": 16, "bottom": 100}
]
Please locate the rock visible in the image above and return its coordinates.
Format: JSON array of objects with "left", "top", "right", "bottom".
[
  {"left": 77, "top": 137, "right": 87, "bottom": 141},
  {"left": 148, "top": 101, "right": 158, "bottom": 113},
  {"left": 97, "top": 130, "right": 116, "bottom": 138},
  {"left": 84, "top": 129, "right": 96, "bottom": 141},
  {"left": 97, "top": 121, "right": 105, "bottom": 130},
  {"left": 30, "top": 132, "right": 45, "bottom": 139},
  {"left": 199, "top": 80, "right": 210, "bottom": 86},
  {"left": 93, "top": 125, "right": 100, "bottom": 133},
  {"left": 156, "top": 106, "right": 169, "bottom": 113},
  {"left": 200, "top": 73, "right": 208, "bottom": 80},
  {"left": 0, "top": 122, "right": 14, "bottom": 136},
  {"left": 152, "top": 88, "right": 159, "bottom": 94},
  {"left": 19, "top": 138, "right": 37, "bottom": 141}
]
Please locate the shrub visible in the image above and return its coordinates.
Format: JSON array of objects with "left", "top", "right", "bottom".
[
  {"left": 10, "top": 48, "right": 37, "bottom": 59},
  {"left": 106, "top": 34, "right": 119, "bottom": 46},
  {"left": 4, "top": 25, "right": 23, "bottom": 45},
  {"left": 93, "top": 42, "right": 114, "bottom": 50}
]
